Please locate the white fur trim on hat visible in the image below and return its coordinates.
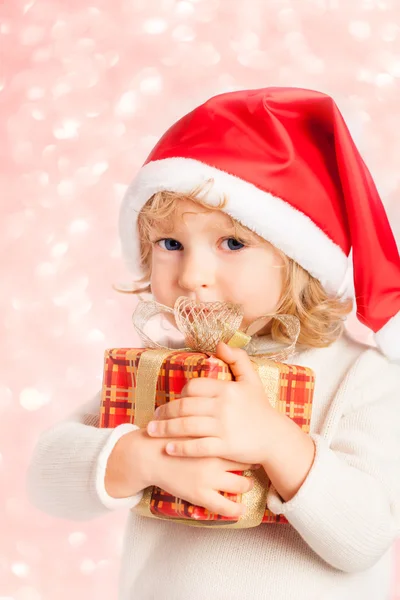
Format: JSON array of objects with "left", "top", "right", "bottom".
[
  {"left": 119, "top": 157, "right": 349, "bottom": 295},
  {"left": 374, "top": 312, "right": 400, "bottom": 362}
]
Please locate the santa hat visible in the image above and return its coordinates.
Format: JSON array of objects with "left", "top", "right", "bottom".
[{"left": 119, "top": 86, "right": 400, "bottom": 361}]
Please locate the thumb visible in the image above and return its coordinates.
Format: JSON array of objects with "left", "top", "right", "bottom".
[{"left": 215, "top": 341, "right": 259, "bottom": 384}]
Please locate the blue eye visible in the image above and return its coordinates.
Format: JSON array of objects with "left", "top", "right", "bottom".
[
  {"left": 155, "top": 238, "right": 245, "bottom": 251},
  {"left": 157, "top": 238, "right": 183, "bottom": 251},
  {"left": 222, "top": 238, "right": 245, "bottom": 251}
]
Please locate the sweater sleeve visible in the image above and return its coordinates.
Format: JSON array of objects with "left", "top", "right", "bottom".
[
  {"left": 267, "top": 349, "right": 400, "bottom": 573},
  {"left": 26, "top": 390, "right": 145, "bottom": 521}
]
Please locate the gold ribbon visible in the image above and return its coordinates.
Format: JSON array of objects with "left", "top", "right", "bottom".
[
  {"left": 226, "top": 329, "right": 252, "bottom": 349},
  {"left": 133, "top": 349, "right": 172, "bottom": 429},
  {"left": 131, "top": 297, "right": 298, "bottom": 528}
]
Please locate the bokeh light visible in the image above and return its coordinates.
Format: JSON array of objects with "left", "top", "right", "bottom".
[{"left": 1, "top": 0, "right": 399, "bottom": 598}]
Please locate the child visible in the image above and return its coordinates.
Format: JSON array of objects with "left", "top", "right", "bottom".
[{"left": 27, "top": 87, "right": 400, "bottom": 600}]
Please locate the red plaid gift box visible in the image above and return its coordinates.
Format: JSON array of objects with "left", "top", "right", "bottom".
[{"left": 99, "top": 347, "right": 315, "bottom": 529}]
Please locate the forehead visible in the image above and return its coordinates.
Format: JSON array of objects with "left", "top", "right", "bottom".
[{"left": 158, "top": 198, "right": 234, "bottom": 232}]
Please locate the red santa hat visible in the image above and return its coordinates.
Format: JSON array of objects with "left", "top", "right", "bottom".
[{"left": 119, "top": 86, "right": 400, "bottom": 361}]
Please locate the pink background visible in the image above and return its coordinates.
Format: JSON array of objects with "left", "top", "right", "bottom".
[{"left": 1, "top": 0, "right": 400, "bottom": 598}]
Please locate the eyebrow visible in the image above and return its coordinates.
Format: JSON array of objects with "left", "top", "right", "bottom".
[
  {"left": 149, "top": 220, "right": 237, "bottom": 235},
  {"left": 148, "top": 213, "right": 263, "bottom": 244}
]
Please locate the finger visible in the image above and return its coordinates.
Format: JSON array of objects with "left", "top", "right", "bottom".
[
  {"left": 154, "top": 397, "right": 216, "bottom": 420},
  {"left": 180, "top": 377, "right": 225, "bottom": 398},
  {"left": 147, "top": 416, "right": 219, "bottom": 438},
  {"left": 215, "top": 342, "right": 260, "bottom": 384},
  {"left": 218, "top": 472, "right": 254, "bottom": 495},
  {"left": 222, "top": 461, "right": 261, "bottom": 471},
  {"left": 165, "top": 437, "right": 222, "bottom": 458},
  {"left": 204, "top": 491, "right": 246, "bottom": 518}
]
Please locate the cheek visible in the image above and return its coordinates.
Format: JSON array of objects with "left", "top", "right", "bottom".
[
  {"left": 232, "top": 255, "right": 284, "bottom": 312},
  {"left": 150, "top": 253, "right": 176, "bottom": 304},
  {"left": 150, "top": 266, "right": 166, "bottom": 299}
]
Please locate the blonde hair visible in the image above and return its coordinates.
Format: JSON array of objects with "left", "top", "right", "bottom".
[{"left": 116, "top": 181, "right": 353, "bottom": 349}]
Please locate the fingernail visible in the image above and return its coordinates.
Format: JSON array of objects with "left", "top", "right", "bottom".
[
  {"left": 166, "top": 443, "right": 175, "bottom": 454},
  {"left": 154, "top": 407, "right": 160, "bottom": 418},
  {"left": 147, "top": 422, "right": 157, "bottom": 434}
]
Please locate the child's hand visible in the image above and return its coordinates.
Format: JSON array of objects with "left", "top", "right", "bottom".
[
  {"left": 147, "top": 435, "right": 257, "bottom": 518},
  {"left": 147, "top": 342, "right": 278, "bottom": 465},
  {"left": 106, "top": 428, "right": 256, "bottom": 518}
]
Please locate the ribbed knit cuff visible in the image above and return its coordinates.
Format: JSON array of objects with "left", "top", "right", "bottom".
[{"left": 95, "top": 423, "right": 145, "bottom": 510}]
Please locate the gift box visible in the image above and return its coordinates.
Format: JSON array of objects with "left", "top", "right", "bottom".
[{"left": 99, "top": 346, "right": 315, "bottom": 529}]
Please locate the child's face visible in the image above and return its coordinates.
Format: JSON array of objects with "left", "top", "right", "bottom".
[{"left": 148, "top": 199, "right": 285, "bottom": 335}]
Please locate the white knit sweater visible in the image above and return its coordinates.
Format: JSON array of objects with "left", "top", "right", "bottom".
[{"left": 27, "top": 331, "right": 400, "bottom": 600}]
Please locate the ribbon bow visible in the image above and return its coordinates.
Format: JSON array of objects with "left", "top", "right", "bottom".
[{"left": 132, "top": 296, "right": 300, "bottom": 362}]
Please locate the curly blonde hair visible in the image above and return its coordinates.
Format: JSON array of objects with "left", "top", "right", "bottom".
[{"left": 116, "top": 181, "right": 353, "bottom": 348}]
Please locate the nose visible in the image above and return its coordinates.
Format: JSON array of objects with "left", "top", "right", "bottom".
[{"left": 178, "top": 247, "right": 215, "bottom": 293}]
